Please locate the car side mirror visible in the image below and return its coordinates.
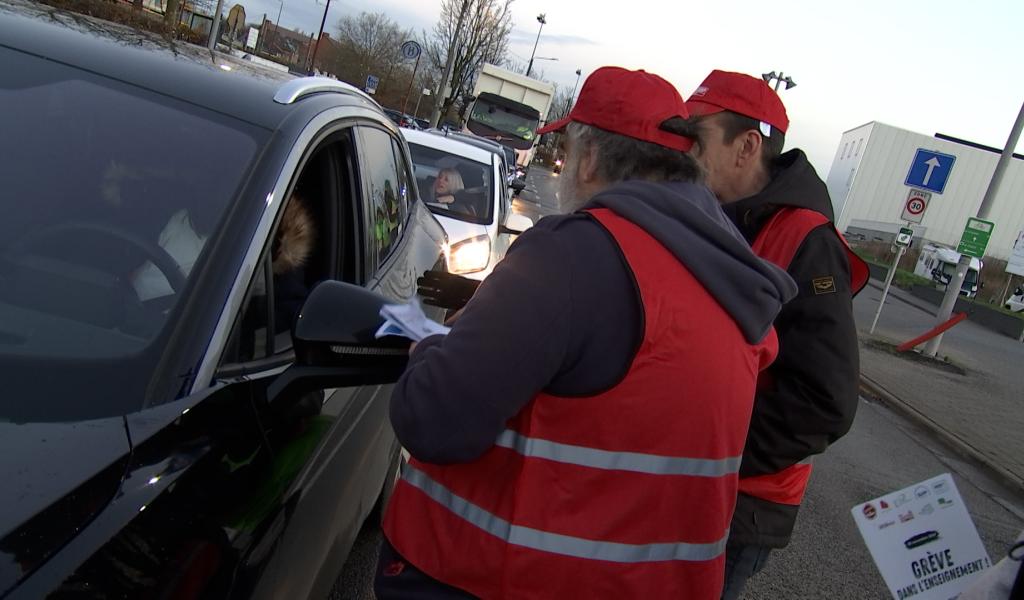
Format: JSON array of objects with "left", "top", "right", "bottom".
[
  {"left": 499, "top": 213, "right": 534, "bottom": 236},
  {"left": 267, "top": 281, "right": 409, "bottom": 403}
]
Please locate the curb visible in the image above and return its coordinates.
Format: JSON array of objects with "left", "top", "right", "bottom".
[{"left": 859, "top": 374, "right": 1024, "bottom": 495}]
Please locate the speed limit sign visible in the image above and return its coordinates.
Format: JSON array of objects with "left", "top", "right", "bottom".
[{"left": 901, "top": 188, "right": 931, "bottom": 224}]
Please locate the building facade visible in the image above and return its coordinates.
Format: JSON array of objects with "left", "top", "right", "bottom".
[{"left": 826, "top": 121, "right": 1024, "bottom": 260}]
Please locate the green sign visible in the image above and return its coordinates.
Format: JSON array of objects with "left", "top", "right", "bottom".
[
  {"left": 957, "top": 217, "right": 995, "bottom": 258},
  {"left": 895, "top": 227, "right": 913, "bottom": 247}
]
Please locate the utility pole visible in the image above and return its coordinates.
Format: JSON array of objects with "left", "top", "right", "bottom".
[
  {"left": 923, "top": 98, "right": 1024, "bottom": 356},
  {"left": 309, "top": 0, "right": 332, "bottom": 75},
  {"left": 430, "top": 0, "right": 472, "bottom": 128},
  {"left": 207, "top": 0, "right": 225, "bottom": 51}
]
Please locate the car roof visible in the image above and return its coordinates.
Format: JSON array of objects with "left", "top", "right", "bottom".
[
  {"left": 0, "top": 0, "right": 376, "bottom": 130},
  {"left": 402, "top": 129, "right": 494, "bottom": 165}
]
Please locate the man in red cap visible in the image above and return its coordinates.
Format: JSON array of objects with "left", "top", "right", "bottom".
[
  {"left": 375, "top": 66, "right": 795, "bottom": 599},
  {"left": 683, "top": 70, "right": 869, "bottom": 599}
]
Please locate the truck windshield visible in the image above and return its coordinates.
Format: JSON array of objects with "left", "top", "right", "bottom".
[{"left": 467, "top": 93, "right": 540, "bottom": 150}]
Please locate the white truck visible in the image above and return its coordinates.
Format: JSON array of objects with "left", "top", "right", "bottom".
[{"left": 465, "top": 63, "right": 554, "bottom": 172}]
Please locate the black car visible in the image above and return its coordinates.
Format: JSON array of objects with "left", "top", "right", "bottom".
[{"left": 0, "top": 2, "right": 447, "bottom": 598}]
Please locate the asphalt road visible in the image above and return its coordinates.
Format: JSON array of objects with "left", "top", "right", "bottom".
[{"left": 329, "top": 167, "right": 1024, "bottom": 599}]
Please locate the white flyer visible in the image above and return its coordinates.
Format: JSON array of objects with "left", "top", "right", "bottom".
[
  {"left": 851, "top": 473, "right": 992, "bottom": 600},
  {"left": 375, "top": 298, "right": 450, "bottom": 342}
]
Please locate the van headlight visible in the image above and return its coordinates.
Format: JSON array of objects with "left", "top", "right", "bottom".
[{"left": 448, "top": 235, "right": 490, "bottom": 274}]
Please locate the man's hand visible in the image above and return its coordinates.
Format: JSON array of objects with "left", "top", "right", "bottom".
[{"left": 417, "top": 270, "right": 480, "bottom": 310}]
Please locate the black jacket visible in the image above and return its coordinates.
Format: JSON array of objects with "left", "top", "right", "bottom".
[{"left": 723, "top": 149, "right": 861, "bottom": 548}]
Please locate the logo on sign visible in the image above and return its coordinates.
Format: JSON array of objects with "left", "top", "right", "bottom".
[
  {"left": 899, "top": 511, "right": 915, "bottom": 523},
  {"left": 863, "top": 504, "right": 878, "bottom": 520},
  {"left": 915, "top": 486, "right": 930, "bottom": 499}
]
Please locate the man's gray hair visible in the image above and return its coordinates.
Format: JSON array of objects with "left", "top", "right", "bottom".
[{"left": 566, "top": 121, "right": 704, "bottom": 184}]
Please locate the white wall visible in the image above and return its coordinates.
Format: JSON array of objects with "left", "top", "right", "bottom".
[
  {"left": 830, "top": 122, "right": 1024, "bottom": 260},
  {"left": 825, "top": 122, "right": 874, "bottom": 223}
]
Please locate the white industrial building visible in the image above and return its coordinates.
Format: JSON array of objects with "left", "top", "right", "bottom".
[{"left": 826, "top": 121, "right": 1024, "bottom": 260}]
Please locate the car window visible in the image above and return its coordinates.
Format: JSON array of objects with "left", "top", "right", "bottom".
[
  {"left": 358, "top": 127, "right": 408, "bottom": 269},
  {"left": 223, "top": 138, "right": 356, "bottom": 365},
  {"left": 407, "top": 142, "right": 495, "bottom": 226},
  {"left": 0, "top": 46, "right": 263, "bottom": 422}
]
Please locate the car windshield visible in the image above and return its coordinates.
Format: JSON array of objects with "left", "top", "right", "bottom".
[
  {"left": 408, "top": 142, "right": 494, "bottom": 225},
  {"left": 0, "top": 47, "right": 261, "bottom": 422}
]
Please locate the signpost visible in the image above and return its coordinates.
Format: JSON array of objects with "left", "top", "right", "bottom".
[
  {"left": 956, "top": 217, "right": 995, "bottom": 258},
  {"left": 895, "top": 227, "right": 913, "bottom": 247},
  {"left": 905, "top": 149, "right": 956, "bottom": 194},
  {"left": 365, "top": 74, "right": 380, "bottom": 95},
  {"left": 900, "top": 189, "right": 931, "bottom": 224},
  {"left": 400, "top": 40, "right": 423, "bottom": 114},
  {"left": 245, "top": 27, "right": 259, "bottom": 50},
  {"left": 852, "top": 474, "right": 991, "bottom": 600}
]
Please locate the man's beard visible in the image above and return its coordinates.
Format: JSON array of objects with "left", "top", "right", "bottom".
[{"left": 556, "top": 155, "right": 588, "bottom": 213}]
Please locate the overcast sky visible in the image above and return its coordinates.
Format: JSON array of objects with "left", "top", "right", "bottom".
[{"left": 235, "top": 0, "right": 1024, "bottom": 175}]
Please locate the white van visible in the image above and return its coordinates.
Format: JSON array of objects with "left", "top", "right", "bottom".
[
  {"left": 914, "top": 244, "right": 984, "bottom": 298},
  {"left": 403, "top": 129, "right": 533, "bottom": 280},
  {"left": 1006, "top": 285, "right": 1024, "bottom": 312}
]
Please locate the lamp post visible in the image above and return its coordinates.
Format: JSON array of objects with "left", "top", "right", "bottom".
[
  {"left": 563, "top": 68, "right": 582, "bottom": 116},
  {"left": 526, "top": 13, "right": 547, "bottom": 78},
  {"left": 761, "top": 70, "right": 796, "bottom": 92}
]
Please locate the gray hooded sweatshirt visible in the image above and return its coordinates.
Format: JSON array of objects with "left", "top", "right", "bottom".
[{"left": 390, "top": 180, "right": 797, "bottom": 465}]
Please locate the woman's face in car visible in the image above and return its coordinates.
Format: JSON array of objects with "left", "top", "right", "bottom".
[{"left": 434, "top": 170, "right": 457, "bottom": 196}]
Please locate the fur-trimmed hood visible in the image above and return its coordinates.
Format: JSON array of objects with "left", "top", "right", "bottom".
[{"left": 272, "top": 195, "right": 316, "bottom": 275}]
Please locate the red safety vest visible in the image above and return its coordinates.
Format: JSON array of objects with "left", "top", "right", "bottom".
[
  {"left": 383, "top": 208, "right": 778, "bottom": 599},
  {"left": 737, "top": 207, "right": 869, "bottom": 506}
]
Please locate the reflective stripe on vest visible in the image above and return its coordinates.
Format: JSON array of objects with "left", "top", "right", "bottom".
[
  {"left": 742, "top": 207, "right": 866, "bottom": 506},
  {"left": 401, "top": 462, "right": 730, "bottom": 563},
  {"left": 494, "top": 428, "right": 742, "bottom": 477}
]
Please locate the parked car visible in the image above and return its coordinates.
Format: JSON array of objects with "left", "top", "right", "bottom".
[
  {"left": 402, "top": 129, "right": 533, "bottom": 280},
  {"left": 414, "top": 117, "right": 430, "bottom": 130},
  {"left": 0, "top": 2, "right": 447, "bottom": 598},
  {"left": 383, "top": 107, "right": 420, "bottom": 129}
]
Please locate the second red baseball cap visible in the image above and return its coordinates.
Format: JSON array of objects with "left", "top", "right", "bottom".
[
  {"left": 685, "top": 70, "right": 789, "bottom": 135},
  {"left": 537, "top": 66, "right": 693, "bottom": 152}
]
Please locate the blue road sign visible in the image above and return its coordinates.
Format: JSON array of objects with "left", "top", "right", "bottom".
[
  {"left": 905, "top": 148, "right": 956, "bottom": 194},
  {"left": 365, "top": 74, "right": 380, "bottom": 94}
]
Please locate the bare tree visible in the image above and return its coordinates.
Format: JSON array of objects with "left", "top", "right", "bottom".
[
  {"left": 334, "top": 11, "right": 412, "bottom": 95},
  {"left": 426, "top": 0, "right": 514, "bottom": 123},
  {"left": 547, "top": 84, "right": 573, "bottom": 123}
]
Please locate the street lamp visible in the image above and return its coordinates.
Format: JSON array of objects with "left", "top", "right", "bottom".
[
  {"left": 762, "top": 70, "right": 796, "bottom": 91},
  {"left": 526, "top": 13, "right": 547, "bottom": 78},
  {"left": 563, "top": 68, "right": 582, "bottom": 116}
]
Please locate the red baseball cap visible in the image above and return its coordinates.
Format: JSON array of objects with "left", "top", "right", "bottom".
[
  {"left": 685, "top": 70, "right": 789, "bottom": 134},
  {"left": 537, "top": 66, "right": 693, "bottom": 152}
]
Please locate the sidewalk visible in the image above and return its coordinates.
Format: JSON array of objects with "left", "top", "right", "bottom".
[{"left": 854, "top": 279, "right": 1024, "bottom": 493}]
